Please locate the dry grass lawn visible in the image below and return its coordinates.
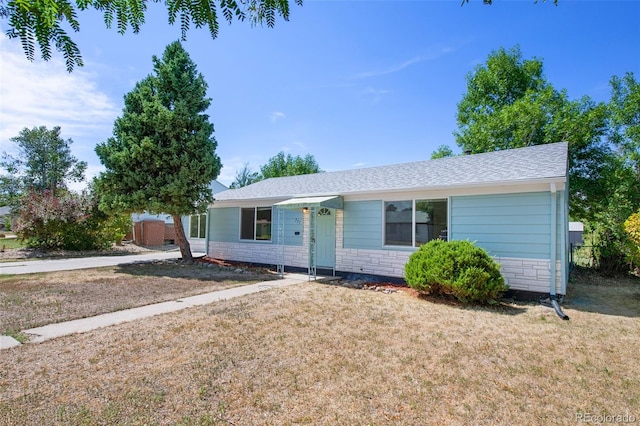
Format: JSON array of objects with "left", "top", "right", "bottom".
[
  {"left": 0, "top": 261, "right": 276, "bottom": 338},
  {"left": 0, "top": 266, "right": 639, "bottom": 425}
]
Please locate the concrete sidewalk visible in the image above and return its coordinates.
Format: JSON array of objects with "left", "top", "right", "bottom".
[
  {"left": 0, "top": 250, "right": 202, "bottom": 275},
  {"left": 0, "top": 273, "right": 312, "bottom": 349}
]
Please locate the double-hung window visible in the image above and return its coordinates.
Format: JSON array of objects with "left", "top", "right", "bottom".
[
  {"left": 189, "top": 214, "right": 207, "bottom": 239},
  {"left": 240, "top": 207, "right": 272, "bottom": 241},
  {"left": 384, "top": 199, "right": 447, "bottom": 247}
]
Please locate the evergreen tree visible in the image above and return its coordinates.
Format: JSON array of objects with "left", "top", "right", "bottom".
[{"left": 95, "top": 41, "right": 221, "bottom": 260}]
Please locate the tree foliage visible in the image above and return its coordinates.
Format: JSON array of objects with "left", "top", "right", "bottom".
[
  {"left": 95, "top": 41, "right": 222, "bottom": 260},
  {"left": 609, "top": 72, "right": 640, "bottom": 177},
  {"left": 624, "top": 211, "right": 640, "bottom": 270},
  {"left": 260, "top": 151, "right": 322, "bottom": 179},
  {"left": 455, "top": 45, "right": 640, "bottom": 273},
  {"left": 0, "top": 0, "right": 303, "bottom": 72},
  {"left": 229, "top": 152, "right": 322, "bottom": 188},
  {"left": 229, "top": 162, "right": 261, "bottom": 189},
  {"left": 430, "top": 144, "right": 455, "bottom": 159},
  {"left": 0, "top": 126, "right": 87, "bottom": 200},
  {"left": 454, "top": 46, "right": 614, "bottom": 221},
  {"left": 13, "top": 189, "right": 130, "bottom": 250}
]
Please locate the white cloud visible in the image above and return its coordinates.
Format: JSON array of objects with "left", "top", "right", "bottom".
[
  {"left": 0, "top": 35, "right": 119, "bottom": 153},
  {"left": 269, "top": 111, "right": 286, "bottom": 122}
]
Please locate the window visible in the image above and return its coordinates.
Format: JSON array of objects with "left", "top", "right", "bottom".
[
  {"left": 241, "top": 207, "right": 272, "bottom": 241},
  {"left": 384, "top": 199, "right": 447, "bottom": 247},
  {"left": 189, "top": 214, "right": 207, "bottom": 239}
]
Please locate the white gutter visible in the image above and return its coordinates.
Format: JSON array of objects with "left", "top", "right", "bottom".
[{"left": 550, "top": 183, "right": 557, "bottom": 297}]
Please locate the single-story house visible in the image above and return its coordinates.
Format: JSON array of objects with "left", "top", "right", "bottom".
[{"left": 205, "top": 142, "right": 570, "bottom": 298}]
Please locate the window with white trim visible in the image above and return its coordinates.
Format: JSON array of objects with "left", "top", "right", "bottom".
[
  {"left": 189, "top": 214, "right": 207, "bottom": 239},
  {"left": 384, "top": 199, "right": 447, "bottom": 247},
  {"left": 240, "top": 207, "right": 272, "bottom": 241}
]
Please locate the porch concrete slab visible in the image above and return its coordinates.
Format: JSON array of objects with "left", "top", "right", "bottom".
[
  {"left": 21, "top": 273, "right": 313, "bottom": 344},
  {"left": 0, "top": 335, "right": 21, "bottom": 349}
]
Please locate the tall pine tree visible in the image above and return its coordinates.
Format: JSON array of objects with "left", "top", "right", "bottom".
[{"left": 95, "top": 41, "right": 221, "bottom": 260}]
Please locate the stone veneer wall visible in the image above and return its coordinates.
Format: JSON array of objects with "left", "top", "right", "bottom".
[{"left": 493, "top": 257, "right": 563, "bottom": 294}]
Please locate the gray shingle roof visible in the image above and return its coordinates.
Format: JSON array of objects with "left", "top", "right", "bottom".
[{"left": 215, "top": 142, "right": 568, "bottom": 201}]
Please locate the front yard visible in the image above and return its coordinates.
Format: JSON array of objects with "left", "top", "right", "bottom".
[{"left": 0, "top": 265, "right": 638, "bottom": 425}]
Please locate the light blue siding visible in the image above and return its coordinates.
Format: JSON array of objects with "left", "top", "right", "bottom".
[
  {"left": 210, "top": 206, "right": 303, "bottom": 246},
  {"left": 209, "top": 207, "right": 238, "bottom": 242},
  {"left": 273, "top": 207, "right": 303, "bottom": 246},
  {"left": 343, "top": 200, "right": 382, "bottom": 249},
  {"left": 451, "top": 192, "right": 553, "bottom": 259}
]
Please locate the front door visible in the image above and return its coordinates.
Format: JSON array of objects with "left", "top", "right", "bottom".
[{"left": 316, "top": 208, "right": 336, "bottom": 269}]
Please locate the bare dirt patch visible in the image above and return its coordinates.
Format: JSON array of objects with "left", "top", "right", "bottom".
[{"left": 0, "top": 268, "right": 638, "bottom": 425}]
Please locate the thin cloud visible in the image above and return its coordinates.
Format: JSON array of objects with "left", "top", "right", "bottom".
[
  {"left": 269, "top": 111, "right": 286, "bottom": 122},
  {"left": 360, "top": 87, "right": 391, "bottom": 104},
  {"left": 355, "top": 45, "right": 457, "bottom": 79},
  {"left": 291, "top": 140, "right": 307, "bottom": 150}
]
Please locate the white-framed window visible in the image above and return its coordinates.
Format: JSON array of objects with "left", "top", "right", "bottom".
[
  {"left": 240, "top": 207, "right": 272, "bottom": 241},
  {"left": 189, "top": 214, "right": 207, "bottom": 239},
  {"left": 384, "top": 199, "right": 448, "bottom": 247}
]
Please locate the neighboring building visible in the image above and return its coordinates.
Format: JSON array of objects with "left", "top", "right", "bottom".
[
  {"left": 206, "top": 143, "right": 570, "bottom": 298},
  {"left": 569, "top": 221, "right": 584, "bottom": 248},
  {"left": 130, "top": 180, "right": 227, "bottom": 250},
  {"left": 0, "top": 206, "right": 14, "bottom": 231}
]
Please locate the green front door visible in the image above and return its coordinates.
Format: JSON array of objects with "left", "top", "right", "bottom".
[{"left": 316, "top": 208, "right": 336, "bottom": 269}]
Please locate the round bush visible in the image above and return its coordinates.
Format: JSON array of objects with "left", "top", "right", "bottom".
[{"left": 404, "top": 240, "right": 507, "bottom": 303}]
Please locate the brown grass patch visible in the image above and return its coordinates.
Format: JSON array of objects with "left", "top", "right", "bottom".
[
  {"left": 0, "top": 261, "right": 276, "bottom": 336},
  {"left": 1, "top": 268, "right": 639, "bottom": 425}
]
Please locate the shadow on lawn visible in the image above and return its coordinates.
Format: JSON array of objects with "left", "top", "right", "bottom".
[
  {"left": 113, "top": 260, "right": 278, "bottom": 283},
  {"left": 562, "top": 267, "right": 640, "bottom": 318},
  {"left": 417, "top": 292, "right": 530, "bottom": 316}
]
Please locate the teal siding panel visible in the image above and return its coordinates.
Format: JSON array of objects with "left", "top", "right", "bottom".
[
  {"left": 343, "top": 200, "right": 382, "bottom": 249},
  {"left": 274, "top": 207, "right": 303, "bottom": 246},
  {"left": 454, "top": 204, "right": 551, "bottom": 217},
  {"left": 452, "top": 192, "right": 552, "bottom": 208},
  {"left": 210, "top": 207, "right": 239, "bottom": 242},
  {"left": 451, "top": 192, "right": 552, "bottom": 259},
  {"left": 453, "top": 215, "right": 551, "bottom": 226},
  {"left": 453, "top": 224, "right": 550, "bottom": 235}
]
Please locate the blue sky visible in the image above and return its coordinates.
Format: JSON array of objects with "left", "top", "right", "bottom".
[{"left": 1, "top": 0, "right": 639, "bottom": 189}]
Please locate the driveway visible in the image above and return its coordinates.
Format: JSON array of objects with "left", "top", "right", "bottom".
[{"left": 0, "top": 250, "right": 202, "bottom": 275}]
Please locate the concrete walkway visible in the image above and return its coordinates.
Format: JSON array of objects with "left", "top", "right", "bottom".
[
  {"left": 0, "top": 250, "right": 203, "bottom": 275},
  {"left": 0, "top": 273, "right": 312, "bottom": 349}
]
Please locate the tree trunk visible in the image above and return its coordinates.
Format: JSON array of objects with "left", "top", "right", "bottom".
[{"left": 172, "top": 214, "right": 193, "bottom": 261}]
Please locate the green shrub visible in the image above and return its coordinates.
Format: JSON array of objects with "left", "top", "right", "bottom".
[{"left": 404, "top": 239, "right": 507, "bottom": 304}]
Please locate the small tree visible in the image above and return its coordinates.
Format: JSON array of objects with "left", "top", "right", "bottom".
[
  {"left": 95, "top": 41, "right": 222, "bottom": 261},
  {"left": 1, "top": 126, "right": 87, "bottom": 198},
  {"left": 230, "top": 163, "right": 261, "bottom": 188}
]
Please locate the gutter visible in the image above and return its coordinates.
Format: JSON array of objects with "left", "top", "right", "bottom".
[{"left": 542, "top": 183, "right": 569, "bottom": 320}]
